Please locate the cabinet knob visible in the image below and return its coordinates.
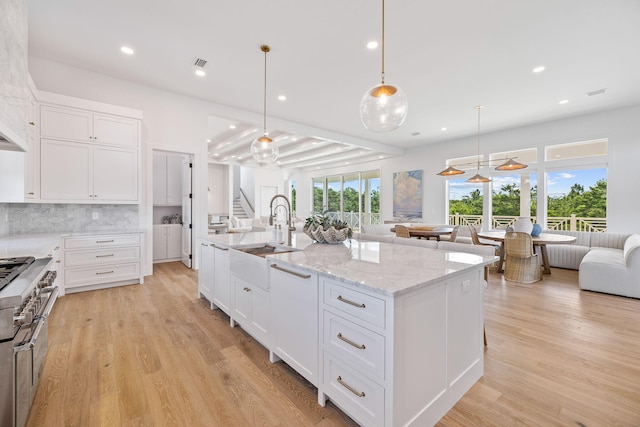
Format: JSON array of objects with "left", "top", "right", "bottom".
[
  {"left": 28, "top": 192, "right": 34, "bottom": 195},
  {"left": 243, "top": 287, "right": 251, "bottom": 292}
]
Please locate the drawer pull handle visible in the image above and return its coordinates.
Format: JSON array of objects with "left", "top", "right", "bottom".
[
  {"left": 96, "top": 271, "right": 114, "bottom": 275},
  {"left": 337, "top": 295, "right": 366, "bottom": 309},
  {"left": 337, "top": 376, "right": 365, "bottom": 397},
  {"left": 337, "top": 333, "right": 365, "bottom": 350},
  {"left": 271, "top": 264, "right": 311, "bottom": 279},
  {"left": 243, "top": 287, "right": 251, "bottom": 292},
  {"left": 96, "top": 240, "right": 114, "bottom": 243},
  {"left": 213, "top": 245, "right": 229, "bottom": 251},
  {"left": 96, "top": 254, "right": 114, "bottom": 258}
]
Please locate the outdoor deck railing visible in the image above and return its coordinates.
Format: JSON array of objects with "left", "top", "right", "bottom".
[
  {"left": 448, "top": 213, "right": 607, "bottom": 232},
  {"left": 315, "top": 211, "right": 381, "bottom": 230}
]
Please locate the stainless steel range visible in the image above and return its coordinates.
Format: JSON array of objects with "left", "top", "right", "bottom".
[{"left": 0, "top": 256, "right": 58, "bottom": 427}]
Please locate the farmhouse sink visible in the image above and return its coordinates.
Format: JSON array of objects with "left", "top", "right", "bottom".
[{"left": 235, "top": 244, "right": 296, "bottom": 257}]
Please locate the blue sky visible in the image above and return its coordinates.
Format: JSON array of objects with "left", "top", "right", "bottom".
[{"left": 449, "top": 168, "right": 606, "bottom": 200}]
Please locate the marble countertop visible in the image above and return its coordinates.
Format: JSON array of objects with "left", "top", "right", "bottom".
[
  {"left": 200, "top": 230, "right": 316, "bottom": 251},
  {"left": 0, "top": 230, "right": 144, "bottom": 259},
  {"left": 200, "top": 232, "right": 495, "bottom": 297}
]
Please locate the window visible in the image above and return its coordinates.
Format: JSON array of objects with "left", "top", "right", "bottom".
[
  {"left": 491, "top": 172, "right": 537, "bottom": 228},
  {"left": 290, "top": 180, "right": 297, "bottom": 217},
  {"left": 448, "top": 178, "right": 484, "bottom": 226},
  {"left": 312, "top": 170, "right": 380, "bottom": 230}
]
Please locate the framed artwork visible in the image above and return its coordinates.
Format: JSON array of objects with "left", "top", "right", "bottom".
[{"left": 393, "top": 170, "right": 423, "bottom": 219}]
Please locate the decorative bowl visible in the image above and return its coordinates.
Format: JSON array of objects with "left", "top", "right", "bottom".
[{"left": 303, "top": 225, "right": 352, "bottom": 244}]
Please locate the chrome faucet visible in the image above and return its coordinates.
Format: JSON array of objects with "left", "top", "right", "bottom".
[{"left": 269, "top": 194, "right": 295, "bottom": 246}]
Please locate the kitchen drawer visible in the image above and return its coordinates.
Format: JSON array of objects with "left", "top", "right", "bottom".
[
  {"left": 324, "top": 311, "right": 386, "bottom": 380},
  {"left": 64, "top": 246, "right": 141, "bottom": 267},
  {"left": 323, "top": 353, "right": 385, "bottom": 427},
  {"left": 64, "top": 262, "right": 140, "bottom": 288},
  {"left": 323, "top": 279, "right": 386, "bottom": 329},
  {"left": 64, "top": 234, "right": 141, "bottom": 250}
]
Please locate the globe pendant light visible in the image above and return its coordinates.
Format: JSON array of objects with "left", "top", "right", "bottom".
[
  {"left": 251, "top": 45, "right": 279, "bottom": 163},
  {"left": 466, "top": 105, "right": 491, "bottom": 183},
  {"left": 360, "top": 0, "right": 408, "bottom": 132}
]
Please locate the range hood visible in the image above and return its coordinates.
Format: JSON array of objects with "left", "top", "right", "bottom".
[{"left": 0, "top": 121, "right": 27, "bottom": 152}]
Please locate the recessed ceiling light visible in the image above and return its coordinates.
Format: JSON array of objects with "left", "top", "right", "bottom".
[
  {"left": 367, "top": 41, "right": 378, "bottom": 49},
  {"left": 441, "top": 127, "right": 447, "bottom": 131},
  {"left": 559, "top": 99, "right": 569, "bottom": 104},
  {"left": 345, "top": 162, "right": 350, "bottom": 165},
  {"left": 379, "top": 155, "right": 384, "bottom": 159},
  {"left": 213, "top": 153, "right": 219, "bottom": 156},
  {"left": 120, "top": 46, "right": 134, "bottom": 55},
  {"left": 278, "top": 95, "right": 287, "bottom": 101},
  {"left": 238, "top": 156, "right": 242, "bottom": 160},
  {"left": 206, "top": 139, "right": 211, "bottom": 142},
  {"left": 229, "top": 125, "right": 236, "bottom": 129},
  {"left": 195, "top": 69, "right": 206, "bottom": 77},
  {"left": 292, "top": 137, "right": 298, "bottom": 141},
  {"left": 532, "top": 66, "right": 545, "bottom": 73}
]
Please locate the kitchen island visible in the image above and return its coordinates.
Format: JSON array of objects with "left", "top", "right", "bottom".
[{"left": 199, "top": 231, "right": 495, "bottom": 426}]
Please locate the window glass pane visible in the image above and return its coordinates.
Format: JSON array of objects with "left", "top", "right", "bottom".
[
  {"left": 447, "top": 155, "right": 484, "bottom": 171},
  {"left": 547, "top": 168, "right": 607, "bottom": 231},
  {"left": 326, "top": 176, "right": 341, "bottom": 214},
  {"left": 545, "top": 139, "right": 607, "bottom": 161},
  {"left": 361, "top": 170, "right": 380, "bottom": 227},
  {"left": 312, "top": 178, "right": 325, "bottom": 214},
  {"left": 342, "top": 173, "right": 360, "bottom": 227},
  {"left": 491, "top": 173, "right": 537, "bottom": 228},
  {"left": 448, "top": 178, "right": 484, "bottom": 226},
  {"left": 491, "top": 148, "right": 537, "bottom": 164},
  {"left": 290, "top": 180, "right": 297, "bottom": 216}
]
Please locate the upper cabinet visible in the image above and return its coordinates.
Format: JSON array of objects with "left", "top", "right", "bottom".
[
  {"left": 35, "top": 94, "right": 143, "bottom": 204},
  {"left": 41, "top": 105, "right": 139, "bottom": 148},
  {"left": 153, "top": 151, "right": 183, "bottom": 206}
]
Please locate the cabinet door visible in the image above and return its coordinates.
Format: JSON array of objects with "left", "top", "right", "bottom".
[
  {"left": 251, "top": 286, "right": 270, "bottom": 344},
  {"left": 152, "top": 152, "right": 167, "bottom": 205},
  {"left": 25, "top": 97, "right": 37, "bottom": 199},
  {"left": 212, "top": 246, "right": 231, "bottom": 314},
  {"left": 198, "top": 242, "right": 214, "bottom": 300},
  {"left": 166, "top": 154, "right": 183, "bottom": 205},
  {"left": 93, "top": 114, "right": 138, "bottom": 148},
  {"left": 40, "top": 105, "right": 92, "bottom": 143},
  {"left": 270, "top": 264, "right": 319, "bottom": 386},
  {"left": 232, "top": 276, "right": 252, "bottom": 324},
  {"left": 40, "top": 139, "right": 92, "bottom": 201},
  {"left": 153, "top": 225, "right": 168, "bottom": 261},
  {"left": 93, "top": 146, "right": 138, "bottom": 201},
  {"left": 166, "top": 225, "right": 182, "bottom": 259}
]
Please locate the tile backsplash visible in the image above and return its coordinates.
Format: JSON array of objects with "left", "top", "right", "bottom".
[{"left": 0, "top": 203, "right": 139, "bottom": 235}]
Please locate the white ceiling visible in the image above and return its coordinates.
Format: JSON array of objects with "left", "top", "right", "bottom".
[{"left": 28, "top": 0, "right": 640, "bottom": 171}]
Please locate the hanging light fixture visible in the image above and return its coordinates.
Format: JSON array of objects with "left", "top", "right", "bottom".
[
  {"left": 436, "top": 165, "right": 465, "bottom": 176},
  {"left": 495, "top": 157, "right": 527, "bottom": 171},
  {"left": 359, "top": 0, "right": 408, "bottom": 132},
  {"left": 251, "top": 44, "right": 279, "bottom": 163},
  {"left": 466, "top": 105, "right": 491, "bottom": 183}
]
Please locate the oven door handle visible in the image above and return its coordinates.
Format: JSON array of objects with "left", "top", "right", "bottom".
[{"left": 14, "top": 286, "right": 59, "bottom": 353}]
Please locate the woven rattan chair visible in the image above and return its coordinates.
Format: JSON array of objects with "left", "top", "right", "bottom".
[
  {"left": 394, "top": 224, "right": 411, "bottom": 238},
  {"left": 503, "top": 231, "right": 542, "bottom": 283},
  {"left": 447, "top": 225, "right": 460, "bottom": 242}
]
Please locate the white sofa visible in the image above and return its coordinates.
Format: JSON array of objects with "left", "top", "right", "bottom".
[
  {"left": 224, "top": 217, "right": 253, "bottom": 233},
  {"left": 545, "top": 230, "right": 631, "bottom": 270},
  {"left": 579, "top": 234, "right": 640, "bottom": 299}
]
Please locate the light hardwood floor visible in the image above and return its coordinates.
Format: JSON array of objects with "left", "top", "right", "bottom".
[{"left": 27, "top": 263, "right": 640, "bottom": 426}]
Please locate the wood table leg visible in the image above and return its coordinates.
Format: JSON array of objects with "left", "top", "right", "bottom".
[
  {"left": 538, "top": 244, "right": 551, "bottom": 274},
  {"left": 497, "top": 242, "right": 505, "bottom": 273}
]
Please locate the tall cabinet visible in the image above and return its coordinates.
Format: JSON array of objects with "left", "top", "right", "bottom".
[
  {"left": 153, "top": 151, "right": 186, "bottom": 263},
  {"left": 36, "top": 92, "right": 142, "bottom": 204}
]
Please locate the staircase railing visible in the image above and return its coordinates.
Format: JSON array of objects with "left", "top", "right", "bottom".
[{"left": 238, "top": 188, "right": 255, "bottom": 217}]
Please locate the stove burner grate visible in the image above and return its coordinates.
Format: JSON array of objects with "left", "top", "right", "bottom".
[{"left": 0, "top": 256, "right": 36, "bottom": 291}]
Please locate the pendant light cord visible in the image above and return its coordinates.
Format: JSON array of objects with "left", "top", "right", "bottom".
[
  {"left": 263, "top": 48, "right": 268, "bottom": 135},
  {"left": 381, "top": 0, "right": 385, "bottom": 84},
  {"left": 476, "top": 105, "right": 482, "bottom": 172}
]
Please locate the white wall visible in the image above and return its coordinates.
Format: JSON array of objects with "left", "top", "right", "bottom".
[
  {"left": 240, "top": 166, "right": 256, "bottom": 211},
  {"left": 290, "top": 105, "right": 640, "bottom": 234},
  {"left": 208, "top": 163, "right": 229, "bottom": 216}
]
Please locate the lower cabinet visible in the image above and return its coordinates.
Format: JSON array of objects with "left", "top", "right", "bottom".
[
  {"left": 61, "top": 233, "right": 143, "bottom": 294},
  {"left": 198, "top": 241, "right": 214, "bottom": 301},
  {"left": 232, "top": 275, "right": 270, "bottom": 347},
  {"left": 212, "top": 245, "right": 231, "bottom": 315},
  {"left": 269, "top": 262, "right": 319, "bottom": 387},
  {"left": 153, "top": 224, "right": 182, "bottom": 262}
]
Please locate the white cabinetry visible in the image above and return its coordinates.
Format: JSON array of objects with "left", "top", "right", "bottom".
[
  {"left": 153, "top": 224, "right": 182, "bottom": 262},
  {"left": 61, "top": 233, "right": 143, "bottom": 294},
  {"left": 41, "top": 105, "right": 138, "bottom": 148},
  {"left": 232, "top": 275, "right": 270, "bottom": 347},
  {"left": 269, "top": 262, "right": 319, "bottom": 387},
  {"left": 38, "top": 101, "right": 141, "bottom": 204},
  {"left": 153, "top": 151, "right": 183, "bottom": 206},
  {"left": 212, "top": 245, "right": 231, "bottom": 315},
  {"left": 318, "top": 270, "right": 484, "bottom": 427},
  {"left": 198, "top": 241, "right": 214, "bottom": 302}
]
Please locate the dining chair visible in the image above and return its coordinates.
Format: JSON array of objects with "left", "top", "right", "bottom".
[
  {"left": 503, "top": 231, "right": 542, "bottom": 283},
  {"left": 447, "top": 225, "right": 460, "bottom": 242},
  {"left": 394, "top": 224, "right": 411, "bottom": 238},
  {"left": 468, "top": 226, "right": 501, "bottom": 255}
]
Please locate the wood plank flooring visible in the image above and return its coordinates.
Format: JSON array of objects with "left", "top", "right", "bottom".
[{"left": 27, "top": 263, "right": 640, "bottom": 426}]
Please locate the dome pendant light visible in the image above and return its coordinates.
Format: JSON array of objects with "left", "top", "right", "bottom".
[
  {"left": 251, "top": 45, "right": 279, "bottom": 163},
  {"left": 466, "top": 105, "right": 491, "bottom": 183},
  {"left": 360, "top": 0, "right": 408, "bottom": 132}
]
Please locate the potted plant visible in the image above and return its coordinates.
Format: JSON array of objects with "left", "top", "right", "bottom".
[{"left": 303, "top": 212, "right": 352, "bottom": 244}]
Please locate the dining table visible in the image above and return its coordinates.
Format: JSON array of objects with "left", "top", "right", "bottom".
[
  {"left": 477, "top": 231, "right": 577, "bottom": 274},
  {"left": 389, "top": 226, "right": 454, "bottom": 241}
]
